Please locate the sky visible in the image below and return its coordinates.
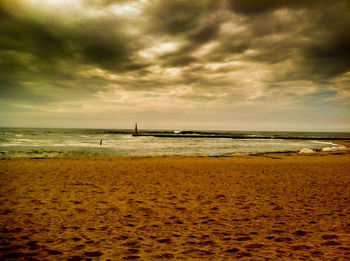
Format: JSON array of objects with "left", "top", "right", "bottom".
[{"left": 0, "top": 0, "right": 349, "bottom": 131}]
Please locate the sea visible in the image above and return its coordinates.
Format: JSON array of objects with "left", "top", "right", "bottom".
[{"left": 0, "top": 128, "right": 349, "bottom": 157}]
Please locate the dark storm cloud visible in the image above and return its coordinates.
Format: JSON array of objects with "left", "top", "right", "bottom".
[
  {"left": 301, "top": 6, "right": 350, "bottom": 80},
  {"left": 218, "top": 0, "right": 350, "bottom": 83},
  {"left": 161, "top": 0, "right": 349, "bottom": 65},
  {"left": 0, "top": 3, "right": 142, "bottom": 71},
  {"left": 228, "top": 0, "right": 341, "bottom": 15},
  {"left": 144, "top": 0, "right": 227, "bottom": 67},
  {"left": 78, "top": 18, "right": 131, "bottom": 71},
  {"left": 147, "top": 0, "right": 213, "bottom": 35},
  {"left": 151, "top": 0, "right": 348, "bottom": 76},
  {"left": 0, "top": 0, "right": 146, "bottom": 105},
  {"left": 0, "top": 7, "right": 71, "bottom": 69}
]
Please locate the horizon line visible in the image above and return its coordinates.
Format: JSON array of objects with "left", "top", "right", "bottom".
[{"left": 0, "top": 126, "right": 349, "bottom": 134}]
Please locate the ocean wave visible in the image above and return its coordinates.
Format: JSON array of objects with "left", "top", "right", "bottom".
[
  {"left": 311, "top": 140, "right": 338, "bottom": 146},
  {"left": 14, "top": 138, "right": 33, "bottom": 142},
  {"left": 0, "top": 130, "right": 345, "bottom": 157},
  {"left": 299, "top": 148, "right": 314, "bottom": 153},
  {"left": 322, "top": 146, "right": 346, "bottom": 152}
]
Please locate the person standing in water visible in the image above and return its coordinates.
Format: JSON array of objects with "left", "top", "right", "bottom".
[{"left": 100, "top": 139, "right": 102, "bottom": 146}]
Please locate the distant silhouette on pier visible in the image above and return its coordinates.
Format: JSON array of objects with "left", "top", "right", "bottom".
[{"left": 133, "top": 122, "right": 138, "bottom": 136}]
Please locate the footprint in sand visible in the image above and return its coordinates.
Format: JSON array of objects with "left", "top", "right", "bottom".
[
  {"left": 157, "top": 238, "right": 171, "bottom": 243},
  {"left": 274, "top": 237, "right": 292, "bottom": 242},
  {"left": 47, "top": 250, "right": 63, "bottom": 255},
  {"left": 293, "top": 230, "right": 308, "bottom": 236},
  {"left": 311, "top": 250, "right": 323, "bottom": 256},
  {"left": 26, "top": 240, "right": 39, "bottom": 246},
  {"left": 225, "top": 248, "right": 239, "bottom": 253},
  {"left": 273, "top": 230, "right": 285, "bottom": 234},
  {"left": 75, "top": 208, "right": 87, "bottom": 213},
  {"left": 321, "top": 241, "right": 341, "bottom": 246},
  {"left": 126, "top": 248, "right": 139, "bottom": 254},
  {"left": 84, "top": 251, "right": 103, "bottom": 257},
  {"left": 122, "top": 241, "right": 139, "bottom": 247},
  {"left": 197, "top": 240, "right": 216, "bottom": 246},
  {"left": 321, "top": 234, "right": 338, "bottom": 240},
  {"left": 290, "top": 245, "right": 311, "bottom": 250},
  {"left": 237, "top": 252, "right": 252, "bottom": 257},
  {"left": 75, "top": 244, "right": 85, "bottom": 250},
  {"left": 235, "top": 236, "right": 252, "bottom": 241},
  {"left": 3, "top": 252, "right": 25, "bottom": 259},
  {"left": 182, "top": 249, "right": 213, "bottom": 256},
  {"left": 67, "top": 255, "right": 83, "bottom": 261},
  {"left": 115, "top": 235, "right": 128, "bottom": 240},
  {"left": 244, "top": 243, "right": 264, "bottom": 250},
  {"left": 123, "top": 256, "right": 140, "bottom": 260},
  {"left": 26, "top": 241, "right": 41, "bottom": 250}
]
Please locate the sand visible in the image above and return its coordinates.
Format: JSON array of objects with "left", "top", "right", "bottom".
[{"left": 1, "top": 149, "right": 350, "bottom": 260}]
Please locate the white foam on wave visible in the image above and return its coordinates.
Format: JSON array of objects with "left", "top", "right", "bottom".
[
  {"left": 311, "top": 140, "right": 338, "bottom": 146},
  {"left": 311, "top": 140, "right": 347, "bottom": 152},
  {"left": 299, "top": 148, "right": 314, "bottom": 153},
  {"left": 322, "top": 146, "right": 346, "bottom": 152}
]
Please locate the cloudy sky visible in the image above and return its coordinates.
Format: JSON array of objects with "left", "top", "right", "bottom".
[{"left": 0, "top": 0, "right": 349, "bottom": 131}]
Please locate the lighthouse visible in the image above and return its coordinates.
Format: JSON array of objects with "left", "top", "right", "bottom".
[{"left": 133, "top": 122, "right": 138, "bottom": 136}]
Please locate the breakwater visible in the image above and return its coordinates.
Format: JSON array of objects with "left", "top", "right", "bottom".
[{"left": 132, "top": 133, "right": 350, "bottom": 140}]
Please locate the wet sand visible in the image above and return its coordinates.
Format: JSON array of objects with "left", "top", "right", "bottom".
[{"left": 1, "top": 149, "right": 350, "bottom": 260}]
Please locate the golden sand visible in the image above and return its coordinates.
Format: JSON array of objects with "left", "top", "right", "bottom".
[{"left": 1, "top": 150, "right": 350, "bottom": 260}]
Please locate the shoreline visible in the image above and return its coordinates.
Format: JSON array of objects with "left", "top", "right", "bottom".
[{"left": 1, "top": 149, "right": 349, "bottom": 161}]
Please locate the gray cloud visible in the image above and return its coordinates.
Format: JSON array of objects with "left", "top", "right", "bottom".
[
  {"left": 0, "top": 0, "right": 146, "bottom": 104},
  {"left": 146, "top": 0, "right": 214, "bottom": 35}
]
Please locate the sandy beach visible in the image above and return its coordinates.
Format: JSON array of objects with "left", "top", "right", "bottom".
[{"left": 1, "top": 148, "right": 350, "bottom": 260}]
